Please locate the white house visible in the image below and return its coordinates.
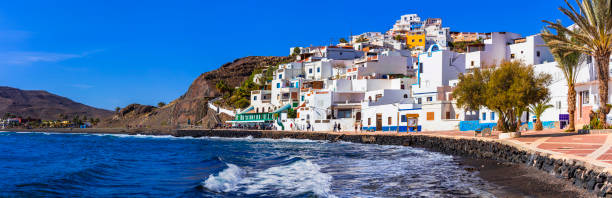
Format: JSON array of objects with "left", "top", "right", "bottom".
[{"left": 361, "top": 89, "right": 421, "bottom": 132}]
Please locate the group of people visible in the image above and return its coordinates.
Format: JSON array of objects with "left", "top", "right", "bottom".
[
  {"left": 230, "top": 123, "right": 273, "bottom": 130},
  {"left": 333, "top": 122, "right": 342, "bottom": 132}
]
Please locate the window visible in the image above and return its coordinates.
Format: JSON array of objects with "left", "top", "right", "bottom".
[
  {"left": 471, "top": 61, "right": 475, "bottom": 66},
  {"left": 419, "top": 63, "right": 423, "bottom": 73},
  {"left": 339, "top": 52, "right": 343, "bottom": 56},
  {"left": 521, "top": 51, "right": 524, "bottom": 54},
  {"left": 419, "top": 39, "right": 422, "bottom": 42},
  {"left": 309, "top": 68, "right": 313, "bottom": 74},
  {"left": 417, "top": 98, "right": 422, "bottom": 104},
  {"left": 412, "top": 39, "right": 415, "bottom": 42},
  {"left": 401, "top": 115, "right": 407, "bottom": 122},
  {"left": 301, "top": 96, "right": 304, "bottom": 101},
  {"left": 427, "top": 97, "right": 433, "bottom": 102},
  {"left": 557, "top": 101, "right": 562, "bottom": 109},
  {"left": 403, "top": 94, "right": 408, "bottom": 98},
  {"left": 388, "top": 117, "right": 392, "bottom": 125},
  {"left": 582, "top": 91, "right": 590, "bottom": 104},
  {"left": 276, "top": 83, "right": 281, "bottom": 88},
  {"left": 537, "top": 51, "right": 541, "bottom": 57},
  {"left": 511, "top": 54, "right": 515, "bottom": 59},
  {"left": 368, "top": 118, "right": 371, "bottom": 125},
  {"left": 491, "top": 112, "right": 495, "bottom": 120},
  {"left": 253, "top": 96, "right": 257, "bottom": 100},
  {"left": 482, "top": 112, "right": 486, "bottom": 120},
  {"left": 279, "top": 74, "right": 282, "bottom": 79},
  {"left": 317, "top": 67, "right": 320, "bottom": 73},
  {"left": 427, "top": 112, "right": 435, "bottom": 121},
  {"left": 338, "top": 109, "right": 352, "bottom": 118}
]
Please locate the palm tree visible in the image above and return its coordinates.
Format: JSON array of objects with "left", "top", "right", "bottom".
[
  {"left": 542, "top": 27, "right": 583, "bottom": 131},
  {"left": 530, "top": 100, "right": 554, "bottom": 131},
  {"left": 542, "top": 0, "right": 612, "bottom": 127}
]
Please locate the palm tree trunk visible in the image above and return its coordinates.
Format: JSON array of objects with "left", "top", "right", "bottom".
[
  {"left": 536, "top": 117, "right": 543, "bottom": 131},
  {"left": 568, "top": 84, "right": 576, "bottom": 132},
  {"left": 596, "top": 54, "right": 611, "bottom": 128}
]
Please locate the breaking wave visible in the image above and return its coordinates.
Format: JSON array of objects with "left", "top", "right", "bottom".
[
  {"left": 203, "top": 163, "right": 245, "bottom": 193},
  {"left": 202, "top": 158, "right": 335, "bottom": 198}
]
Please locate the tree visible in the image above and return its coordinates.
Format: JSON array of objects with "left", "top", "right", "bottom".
[
  {"left": 394, "top": 35, "right": 403, "bottom": 41},
  {"left": 292, "top": 47, "right": 301, "bottom": 57},
  {"left": 287, "top": 108, "right": 297, "bottom": 119},
  {"left": 215, "top": 80, "right": 229, "bottom": 94},
  {"left": 542, "top": 0, "right": 612, "bottom": 127},
  {"left": 530, "top": 100, "right": 554, "bottom": 131},
  {"left": 453, "top": 61, "right": 552, "bottom": 132},
  {"left": 157, "top": 102, "right": 166, "bottom": 108},
  {"left": 355, "top": 36, "right": 368, "bottom": 43},
  {"left": 234, "top": 98, "right": 250, "bottom": 109},
  {"left": 542, "top": 26, "right": 583, "bottom": 131},
  {"left": 115, "top": 107, "right": 121, "bottom": 113},
  {"left": 339, "top": 38, "right": 348, "bottom": 43}
]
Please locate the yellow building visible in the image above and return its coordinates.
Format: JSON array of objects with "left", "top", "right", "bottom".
[{"left": 405, "top": 32, "right": 426, "bottom": 49}]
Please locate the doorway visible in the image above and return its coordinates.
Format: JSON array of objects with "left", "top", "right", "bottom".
[{"left": 376, "top": 114, "right": 382, "bottom": 131}]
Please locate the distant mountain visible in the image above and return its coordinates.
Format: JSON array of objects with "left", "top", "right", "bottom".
[{"left": 0, "top": 86, "right": 113, "bottom": 120}]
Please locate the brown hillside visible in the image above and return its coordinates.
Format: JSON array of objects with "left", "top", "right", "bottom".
[
  {"left": 100, "top": 56, "right": 293, "bottom": 129},
  {"left": 0, "top": 86, "right": 113, "bottom": 120}
]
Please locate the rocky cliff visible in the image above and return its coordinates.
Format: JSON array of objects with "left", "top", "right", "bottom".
[
  {"left": 101, "top": 56, "right": 293, "bottom": 128},
  {"left": 0, "top": 86, "right": 113, "bottom": 120}
]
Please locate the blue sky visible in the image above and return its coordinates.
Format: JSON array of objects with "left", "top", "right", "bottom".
[{"left": 0, "top": 0, "right": 571, "bottom": 110}]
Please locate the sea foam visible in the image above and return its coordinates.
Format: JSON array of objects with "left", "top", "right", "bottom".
[
  {"left": 203, "top": 163, "right": 245, "bottom": 192},
  {"left": 201, "top": 159, "right": 335, "bottom": 198},
  {"left": 242, "top": 159, "right": 335, "bottom": 198}
]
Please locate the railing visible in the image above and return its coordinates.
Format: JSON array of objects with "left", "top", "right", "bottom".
[{"left": 208, "top": 101, "right": 236, "bottom": 117}]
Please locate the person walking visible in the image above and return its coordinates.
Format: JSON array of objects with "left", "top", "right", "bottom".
[
  {"left": 333, "top": 122, "right": 337, "bottom": 132},
  {"left": 337, "top": 123, "right": 341, "bottom": 132},
  {"left": 307, "top": 122, "right": 311, "bottom": 131}
]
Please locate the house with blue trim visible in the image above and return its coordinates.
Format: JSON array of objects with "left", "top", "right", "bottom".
[{"left": 361, "top": 89, "right": 421, "bottom": 132}]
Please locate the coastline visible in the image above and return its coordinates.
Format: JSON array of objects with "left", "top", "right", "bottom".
[{"left": 3, "top": 128, "right": 599, "bottom": 197}]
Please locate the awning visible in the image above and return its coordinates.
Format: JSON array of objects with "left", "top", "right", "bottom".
[
  {"left": 226, "top": 120, "right": 270, "bottom": 123},
  {"left": 272, "top": 104, "right": 292, "bottom": 114}
]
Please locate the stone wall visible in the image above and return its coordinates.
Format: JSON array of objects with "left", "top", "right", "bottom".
[{"left": 177, "top": 129, "right": 612, "bottom": 197}]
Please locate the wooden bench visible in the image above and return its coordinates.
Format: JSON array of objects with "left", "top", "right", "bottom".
[{"left": 474, "top": 127, "right": 492, "bottom": 137}]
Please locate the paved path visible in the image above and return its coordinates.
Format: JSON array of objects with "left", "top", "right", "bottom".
[{"left": 420, "top": 129, "right": 612, "bottom": 165}]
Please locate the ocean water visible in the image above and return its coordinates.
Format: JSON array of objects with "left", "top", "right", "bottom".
[{"left": 0, "top": 131, "right": 494, "bottom": 197}]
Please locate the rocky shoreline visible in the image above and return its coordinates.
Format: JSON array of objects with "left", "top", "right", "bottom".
[{"left": 5, "top": 128, "right": 605, "bottom": 197}]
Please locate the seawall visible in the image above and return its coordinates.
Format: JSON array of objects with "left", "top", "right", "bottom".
[{"left": 177, "top": 129, "right": 612, "bottom": 197}]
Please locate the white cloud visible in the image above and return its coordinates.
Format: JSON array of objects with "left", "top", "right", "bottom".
[
  {"left": 0, "top": 50, "right": 103, "bottom": 65},
  {"left": 71, "top": 84, "right": 94, "bottom": 89}
]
